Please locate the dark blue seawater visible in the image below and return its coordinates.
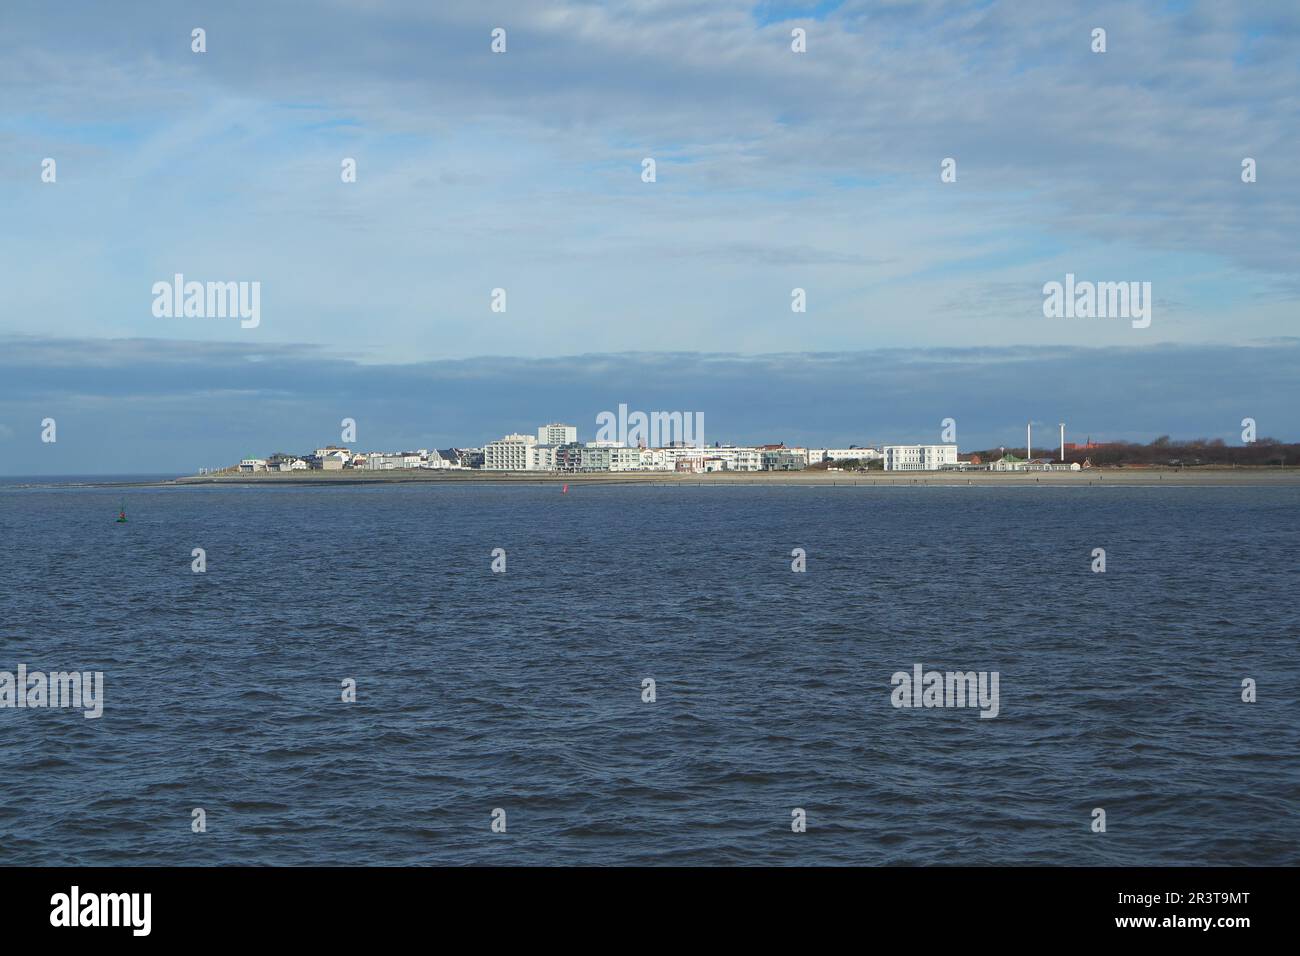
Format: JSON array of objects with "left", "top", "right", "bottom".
[{"left": 1, "top": 479, "right": 1297, "bottom": 865}]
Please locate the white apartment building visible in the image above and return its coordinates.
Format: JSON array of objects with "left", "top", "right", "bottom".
[
  {"left": 882, "top": 444, "right": 959, "bottom": 471},
  {"left": 608, "top": 446, "right": 641, "bottom": 471},
  {"left": 639, "top": 447, "right": 670, "bottom": 470},
  {"left": 809, "top": 448, "right": 882, "bottom": 465},
  {"left": 483, "top": 433, "right": 538, "bottom": 470},
  {"left": 573, "top": 444, "right": 641, "bottom": 472},
  {"left": 762, "top": 448, "right": 807, "bottom": 471},
  {"left": 722, "top": 447, "right": 762, "bottom": 471},
  {"left": 529, "top": 444, "right": 558, "bottom": 471},
  {"left": 365, "top": 453, "right": 423, "bottom": 470},
  {"left": 645, "top": 446, "right": 762, "bottom": 472},
  {"left": 537, "top": 423, "right": 577, "bottom": 446}
]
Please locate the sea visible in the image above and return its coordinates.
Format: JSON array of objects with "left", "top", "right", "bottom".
[{"left": 1, "top": 477, "right": 1297, "bottom": 865}]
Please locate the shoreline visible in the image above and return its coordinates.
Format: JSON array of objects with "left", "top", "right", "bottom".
[{"left": 165, "top": 468, "right": 1300, "bottom": 488}]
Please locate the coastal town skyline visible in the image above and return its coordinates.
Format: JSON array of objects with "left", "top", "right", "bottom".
[
  {"left": 220, "top": 415, "right": 1286, "bottom": 479},
  {"left": 7, "top": 338, "right": 1298, "bottom": 475},
  {"left": 4, "top": 2, "right": 1298, "bottom": 476}
]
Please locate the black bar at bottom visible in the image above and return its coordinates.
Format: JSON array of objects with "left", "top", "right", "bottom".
[{"left": 0, "top": 866, "right": 1281, "bottom": 941}]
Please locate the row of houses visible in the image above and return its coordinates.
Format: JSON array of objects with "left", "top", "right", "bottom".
[
  {"left": 481, "top": 425, "right": 934, "bottom": 473},
  {"left": 238, "top": 447, "right": 483, "bottom": 473},
  {"left": 234, "top": 421, "right": 1085, "bottom": 476},
  {"left": 480, "top": 431, "right": 1085, "bottom": 474},
  {"left": 950, "top": 453, "right": 1082, "bottom": 473}
]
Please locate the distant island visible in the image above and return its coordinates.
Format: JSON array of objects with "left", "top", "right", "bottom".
[{"left": 183, "top": 426, "right": 1298, "bottom": 486}]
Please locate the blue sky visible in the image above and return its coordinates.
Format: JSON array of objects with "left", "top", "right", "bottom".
[{"left": 2, "top": 0, "right": 1297, "bottom": 472}]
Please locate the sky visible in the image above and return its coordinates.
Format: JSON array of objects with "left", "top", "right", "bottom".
[{"left": 2, "top": 0, "right": 1297, "bottom": 473}]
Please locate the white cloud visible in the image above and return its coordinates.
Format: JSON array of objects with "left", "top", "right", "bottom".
[{"left": 1, "top": 0, "right": 1296, "bottom": 358}]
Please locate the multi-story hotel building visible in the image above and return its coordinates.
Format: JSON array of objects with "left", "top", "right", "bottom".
[
  {"left": 881, "top": 444, "right": 959, "bottom": 471},
  {"left": 808, "top": 447, "right": 882, "bottom": 465},
  {"left": 537, "top": 423, "right": 578, "bottom": 446},
  {"left": 483, "top": 433, "right": 537, "bottom": 470}
]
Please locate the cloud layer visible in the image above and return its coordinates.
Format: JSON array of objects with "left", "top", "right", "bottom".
[
  {"left": 2, "top": 0, "right": 1298, "bottom": 361},
  {"left": 3, "top": 335, "right": 1294, "bottom": 473}
]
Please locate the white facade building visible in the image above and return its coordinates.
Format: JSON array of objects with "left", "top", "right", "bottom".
[
  {"left": 986, "top": 455, "right": 1082, "bottom": 472},
  {"left": 649, "top": 446, "right": 762, "bottom": 472},
  {"left": 639, "top": 447, "right": 670, "bottom": 470},
  {"left": 367, "top": 453, "right": 425, "bottom": 469},
  {"left": 529, "top": 444, "right": 558, "bottom": 471},
  {"left": 576, "top": 444, "right": 641, "bottom": 472},
  {"left": 882, "top": 444, "right": 959, "bottom": 471},
  {"left": 810, "top": 448, "right": 882, "bottom": 464},
  {"left": 483, "top": 434, "right": 538, "bottom": 471},
  {"left": 538, "top": 423, "right": 578, "bottom": 446}
]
